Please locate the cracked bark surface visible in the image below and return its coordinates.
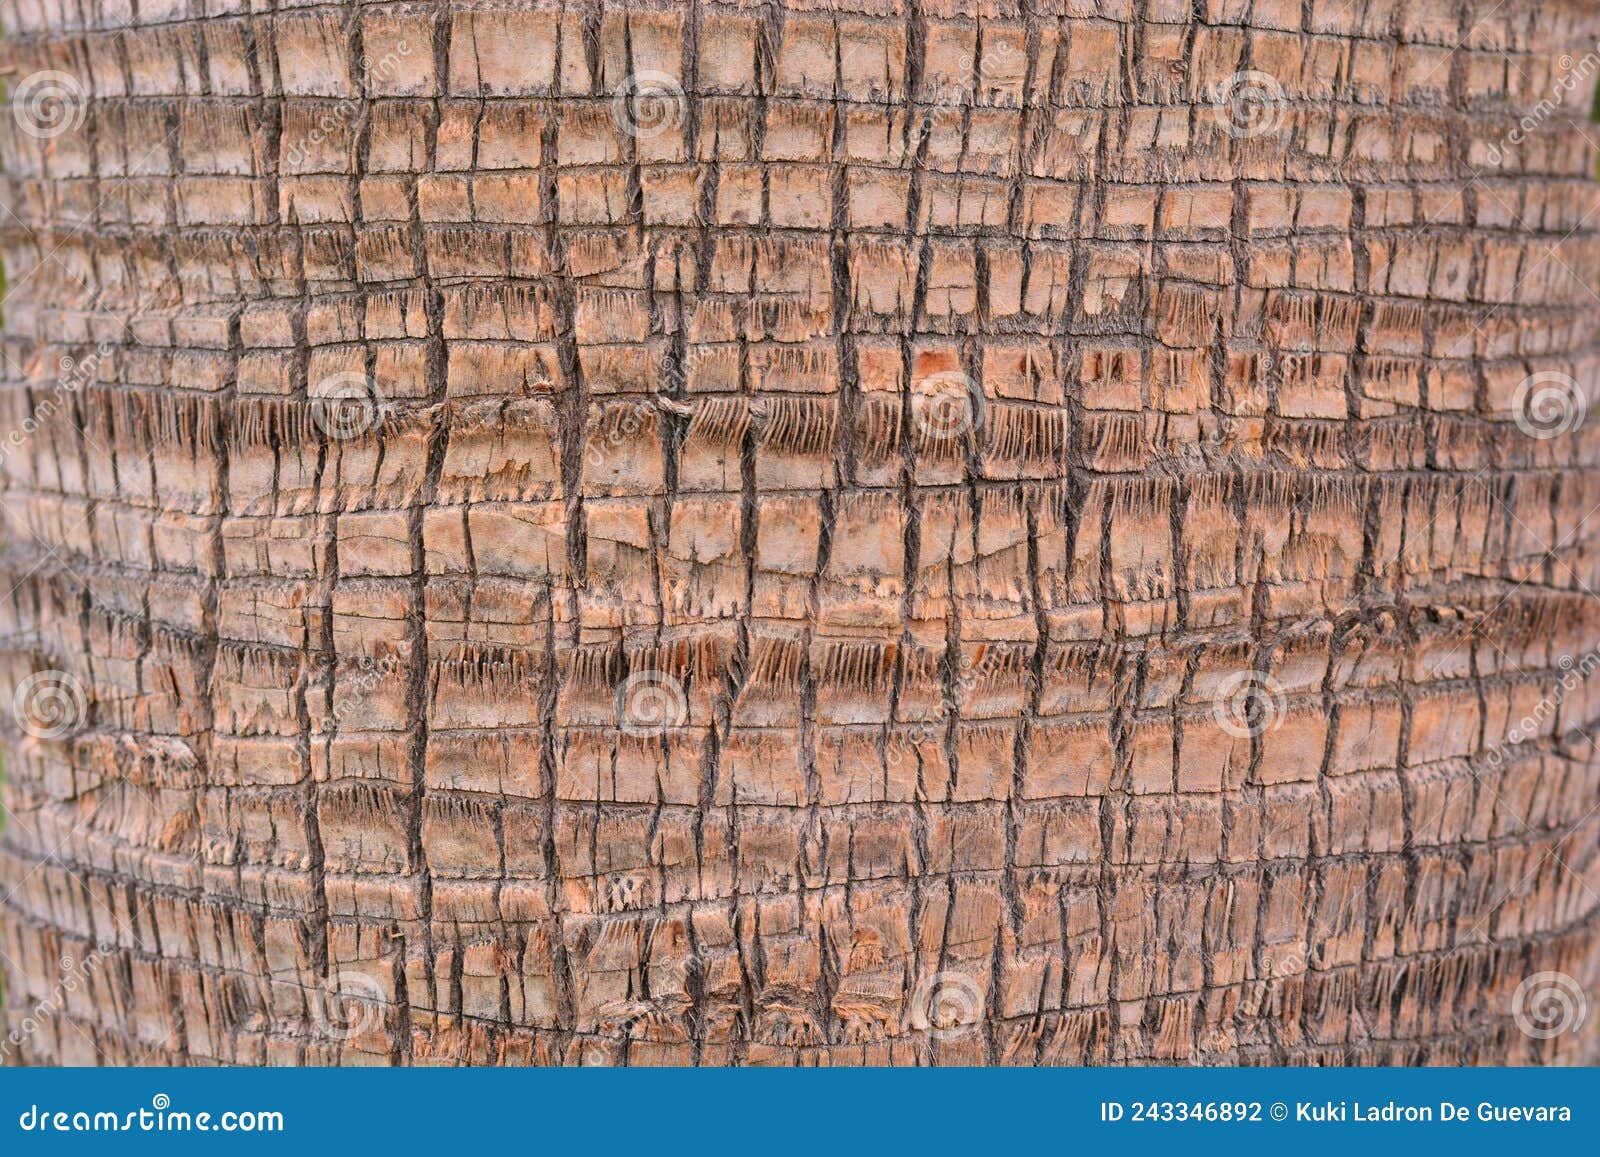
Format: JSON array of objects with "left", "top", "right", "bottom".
[{"left": 2, "top": 0, "right": 1600, "bottom": 1066}]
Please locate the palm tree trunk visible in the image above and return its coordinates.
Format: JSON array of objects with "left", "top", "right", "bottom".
[{"left": 2, "top": 0, "right": 1599, "bottom": 1066}]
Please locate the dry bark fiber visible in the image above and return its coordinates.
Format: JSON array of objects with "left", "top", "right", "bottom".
[{"left": 3, "top": 0, "right": 1600, "bottom": 1066}]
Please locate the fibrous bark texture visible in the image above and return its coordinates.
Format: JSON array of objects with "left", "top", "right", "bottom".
[{"left": 3, "top": 0, "right": 1600, "bottom": 1067}]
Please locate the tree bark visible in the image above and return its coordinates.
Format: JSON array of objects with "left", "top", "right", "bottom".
[{"left": 2, "top": 0, "right": 1600, "bottom": 1066}]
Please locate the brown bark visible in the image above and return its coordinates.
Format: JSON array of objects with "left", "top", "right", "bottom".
[{"left": 2, "top": 0, "right": 1600, "bottom": 1066}]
